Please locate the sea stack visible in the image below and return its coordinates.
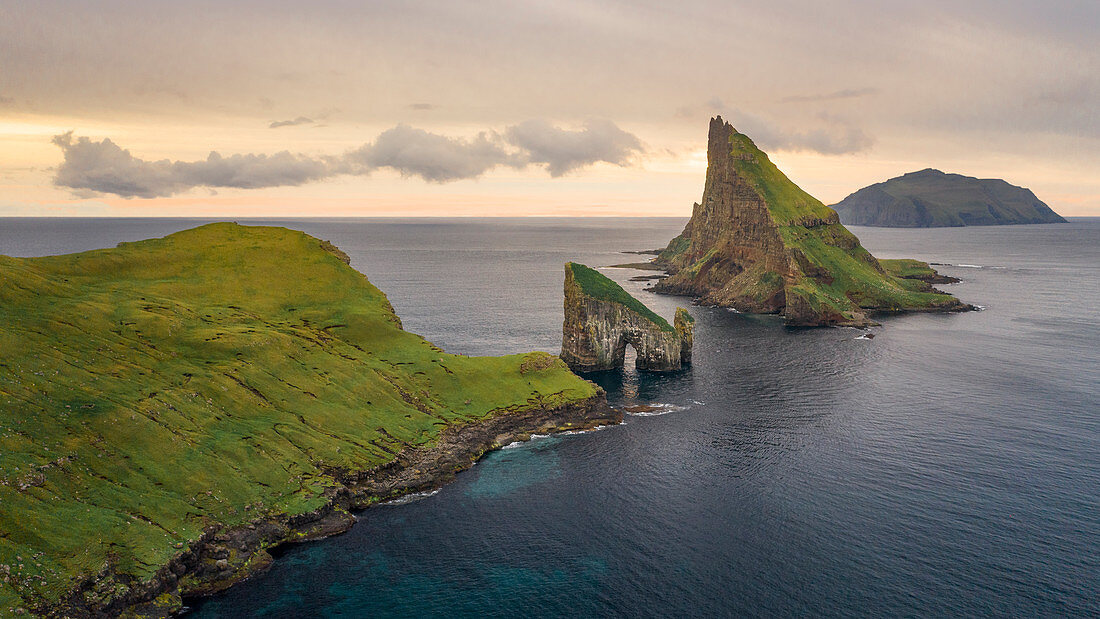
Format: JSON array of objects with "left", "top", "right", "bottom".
[
  {"left": 652, "top": 117, "right": 969, "bottom": 326},
  {"left": 561, "top": 262, "right": 691, "bottom": 372}
]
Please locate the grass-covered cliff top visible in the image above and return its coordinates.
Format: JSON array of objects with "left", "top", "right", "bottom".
[
  {"left": 0, "top": 223, "right": 599, "bottom": 613},
  {"left": 879, "top": 258, "right": 940, "bottom": 280},
  {"left": 567, "top": 262, "right": 673, "bottom": 332},
  {"left": 727, "top": 131, "right": 838, "bottom": 226}
]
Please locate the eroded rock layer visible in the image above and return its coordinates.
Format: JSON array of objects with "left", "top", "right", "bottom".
[{"left": 561, "top": 262, "right": 691, "bottom": 372}]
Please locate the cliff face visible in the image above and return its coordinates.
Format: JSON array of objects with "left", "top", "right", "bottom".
[
  {"left": 0, "top": 224, "right": 616, "bottom": 617},
  {"left": 561, "top": 263, "right": 692, "bottom": 372},
  {"left": 653, "top": 117, "right": 969, "bottom": 326},
  {"left": 832, "top": 169, "right": 1067, "bottom": 227}
]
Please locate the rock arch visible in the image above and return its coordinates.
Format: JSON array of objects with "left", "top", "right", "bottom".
[{"left": 560, "top": 262, "right": 692, "bottom": 372}]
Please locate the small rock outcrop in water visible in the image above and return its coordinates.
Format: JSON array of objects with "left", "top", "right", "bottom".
[
  {"left": 832, "top": 169, "right": 1066, "bottom": 227},
  {"left": 652, "top": 117, "right": 970, "bottom": 327},
  {"left": 561, "top": 262, "right": 692, "bottom": 372}
]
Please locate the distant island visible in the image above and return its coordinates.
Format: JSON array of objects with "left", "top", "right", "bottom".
[
  {"left": 650, "top": 117, "right": 971, "bottom": 327},
  {"left": 832, "top": 168, "right": 1066, "bottom": 227},
  {"left": 0, "top": 224, "right": 617, "bottom": 617}
]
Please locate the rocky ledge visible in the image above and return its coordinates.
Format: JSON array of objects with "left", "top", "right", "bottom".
[{"left": 561, "top": 262, "right": 692, "bottom": 372}]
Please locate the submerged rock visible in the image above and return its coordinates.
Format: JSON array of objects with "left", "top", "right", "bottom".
[{"left": 561, "top": 262, "right": 692, "bottom": 372}]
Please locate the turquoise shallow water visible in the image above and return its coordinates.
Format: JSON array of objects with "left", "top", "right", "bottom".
[{"left": 2, "top": 217, "right": 1097, "bottom": 617}]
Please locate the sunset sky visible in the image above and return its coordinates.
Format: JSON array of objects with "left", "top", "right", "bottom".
[{"left": 2, "top": 0, "right": 1097, "bottom": 217}]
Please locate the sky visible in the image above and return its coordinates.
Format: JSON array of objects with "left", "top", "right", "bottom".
[{"left": 1, "top": 0, "right": 1097, "bottom": 217}]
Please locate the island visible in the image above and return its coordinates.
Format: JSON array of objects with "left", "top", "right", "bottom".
[
  {"left": 651, "top": 117, "right": 971, "bottom": 327},
  {"left": 0, "top": 223, "right": 618, "bottom": 617},
  {"left": 832, "top": 168, "right": 1066, "bottom": 227},
  {"left": 561, "top": 262, "right": 692, "bottom": 372}
]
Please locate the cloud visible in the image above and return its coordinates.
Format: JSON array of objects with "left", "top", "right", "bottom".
[
  {"left": 505, "top": 119, "right": 644, "bottom": 176},
  {"left": 269, "top": 116, "right": 314, "bottom": 128},
  {"left": 408, "top": 103, "right": 436, "bottom": 110},
  {"left": 732, "top": 111, "right": 874, "bottom": 155},
  {"left": 52, "top": 120, "right": 646, "bottom": 196},
  {"left": 0, "top": 95, "right": 13, "bottom": 107},
  {"left": 781, "top": 88, "right": 878, "bottom": 103},
  {"left": 344, "top": 125, "right": 520, "bottom": 182},
  {"left": 52, "top": 132, "right": 332, "bottom": 198}
]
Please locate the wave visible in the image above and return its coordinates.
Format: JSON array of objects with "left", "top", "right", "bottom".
[
  {"left": 382, "top": 488, "right": 441, "bottom": 506},
  {"left": 624, "top": 403, "right": 688, "bottom": 417}
]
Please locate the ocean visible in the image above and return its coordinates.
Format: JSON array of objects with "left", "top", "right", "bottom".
[{"left": 1, "top": 217, "right": 1097, "bottom": 617}]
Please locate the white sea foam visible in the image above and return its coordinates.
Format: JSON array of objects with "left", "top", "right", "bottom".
[
  {"left": 626, "top": 403, "right": 687, "bottom": 417},
  {"left": 561, "top": 424, "right": 612, "bottom": 436},
  {"left": 957, "top": 264, "right": 983, "bottom": 268},
  {"left": 382, "top": 488, "right": 441, "bottom": 506},
  {"left": 691, "top": 400, "right": 705, "bottom": 405},
  {"left": 856, "top": 333, "right": 874, "bottom": 341}
]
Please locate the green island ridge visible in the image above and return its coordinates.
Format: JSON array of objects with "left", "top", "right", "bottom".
[
  {"left": 0, "top": 223, "right": 616, "bottom": 617},
  {"left": 566, "top": 262, "right": 673, "bottom": 332},
  {"left": 832, "top": 168, "right": 1067, "bottom": 227},
  {"left": 653, "top": 117, "right": 972, "bottom": 327}
]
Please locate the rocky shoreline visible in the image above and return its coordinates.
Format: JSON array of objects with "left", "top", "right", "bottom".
[{"left": 45, "top": 394, "right": 620, "bottom": 618}]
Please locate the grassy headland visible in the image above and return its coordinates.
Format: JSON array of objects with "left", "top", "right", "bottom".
[{"left": 0, "top": 223, "right": 604, "bottom": 614}]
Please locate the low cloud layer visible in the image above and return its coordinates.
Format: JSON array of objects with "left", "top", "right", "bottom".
[
  {"left": 51, "top": 133, "right": 331, "bottom": 199},
  {"left": 506, "top": 119, "right": 643, "bottom": 177},
  {"left": 343, "top": 125, "right": 520, "bottom": 182},
  {"left": 52, "top": 120, "right": 645, "bottom": 198}
]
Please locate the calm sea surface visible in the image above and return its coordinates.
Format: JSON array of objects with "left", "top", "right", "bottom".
[{"left": 1, "top": 217, "right": 1097, "bottom": 617}]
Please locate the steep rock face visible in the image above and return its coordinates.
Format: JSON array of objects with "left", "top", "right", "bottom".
[
  {"left": 653, "top": 117, "right": 969, "bottom": 326},
  {"left": 832, "top": 169, "right": 1067, "bottom": 227},
  {"left": 561, "top": 263, "right": 692, "bottom": 372},
  {"left": 674, "top": 308, "right": 694, "bottom": 365}
]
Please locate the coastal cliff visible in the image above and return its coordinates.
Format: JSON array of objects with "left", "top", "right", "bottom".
[
  {"left": 653, "top": 117, "right": 970, "bottom": 326},
  {"left": 561, "top": 262, "right": 691, "bottom": 372},
  {"left": 0, "top": 224, "right": 618, "bottom": 617}
]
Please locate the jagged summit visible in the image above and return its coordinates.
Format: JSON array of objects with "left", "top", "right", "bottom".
[{"left": 653, "top": 117, "right": 969, "bottom": 326}]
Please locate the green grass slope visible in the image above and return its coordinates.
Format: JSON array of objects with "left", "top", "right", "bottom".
[
  {"left": 730, "top": 132, "right": 957, "bottom": 320},
  {"left": 0, "top": 223, "right": 599, "bottom": 612},
  {"left": 566, "top": 262, "right": 673, "bottom": 331},
  {"left": 656, "top": 125, "right": 965, "bottom": 325},
  {"left": 832, "top": 169, "right": 1066, "bottom": 227},
  {"left": 727, "top": 132, "right": 837, "bottom": 226}
]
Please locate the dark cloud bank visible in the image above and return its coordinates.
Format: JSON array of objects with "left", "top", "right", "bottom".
[{"left": 52, "top": 120, "right": 645, "bottom": 198}]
